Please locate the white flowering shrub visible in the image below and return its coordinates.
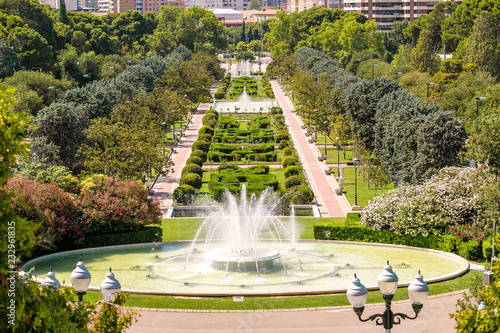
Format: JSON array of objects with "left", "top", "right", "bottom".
[{"left": 361, "top": 167, "right": 484, "bottom": 237}]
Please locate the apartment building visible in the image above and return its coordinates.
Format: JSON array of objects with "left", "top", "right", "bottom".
[
  {"left": 109, "top": 0, "right": 136, "bottom": 12},
  {"left": 288, "top": 0, "right": 340, "bottom": 12},
  {"left": 343, "top": 0, "right": 460, "bottom": 31},
  {"left": 185, "top": 0, "right": 251, "bottom": 10},
  {"left": 142, "top": 0, "right": 185, "bottom": 12}
]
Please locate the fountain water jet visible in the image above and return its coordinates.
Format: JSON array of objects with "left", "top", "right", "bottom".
[{"left": 186, "top": 185, "right": 294, "bottom": 272}]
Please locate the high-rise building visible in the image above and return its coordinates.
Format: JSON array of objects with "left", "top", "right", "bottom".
[
  {"left": 288, "top": 0, "right": 340, "bottom": 12},
  {"left": 98, "top": 0, "right": 110, "bottom": 12},
  {"left": 343, "top": 0, "right": 461, "bottom": 31},
  {"left": 185, "top": 0, "right": 251, "bottom": 10},
  {"left": 142, "top": 0, "right": 185, "bottom": 12},
  {"left": 109, "top": 0, "right": 136, "bottom": 12}
]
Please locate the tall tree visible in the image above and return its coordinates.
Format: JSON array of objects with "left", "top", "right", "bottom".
[
  {"left": 465, "top": 11, "right": 500, "bottom": 78},
  {"left": 410, "top": 29, "right": 440, "bottom": 73}
]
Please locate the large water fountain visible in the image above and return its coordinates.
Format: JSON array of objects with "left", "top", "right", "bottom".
[{"left": 24, "top": 187, "right": 468, "bottom": 296}]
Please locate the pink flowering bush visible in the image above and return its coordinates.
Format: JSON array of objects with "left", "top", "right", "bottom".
[
  {"left": 78, "top": 177, "right": 161, "bottom": 234},
  {"left": 7, "top": 177, "right": 83, "bottom": 242},
  {"left": 361, "top": 167, "right": 484, "bottom": 237}
]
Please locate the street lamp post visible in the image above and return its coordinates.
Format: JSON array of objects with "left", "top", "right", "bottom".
[
  {"left": 347, "top": 263, "right": 429, "bottom": 332},
  {"left": 70, "top": 258, "right": 91, "bottom": 302},
  {"left": 353, "top": 157, "right": 359, "bottom": 208},
  {"left": 336, "top": 137, "right": 341, "bottom": 179},
  {"left": 323, "top": 121, "right": 328, "bottom": 157},
  {"left": 48, "top": 86, "right": 58, "bottom": 102},
  {"left": 371, "top": 64, "right": 378, "bottom": 81},
  {"left": 475, "top": 97, "right": 487, "bottom": 117},
  {"left": 354, "top": 59, "right": 361, "bottom": 76},
  {"left": 426, "top": 82, "right": 435, "bottom": 103},
  {"left": 110, "top": 66, "right": 116, "bottom": 84},
  {"left": 395, "top": 72, "right": 402, "bottom": 81}
]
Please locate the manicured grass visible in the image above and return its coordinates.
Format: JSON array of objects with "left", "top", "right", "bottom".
[
  {"left": 160, "top": 217, "right": 347, "bottom": 242},
  {"left": 339, "top": 167, "right": 394, "bottom": 207},
  {"left": 199, "top": 168, "right": 287, "bottom": 194},
  {"left": 82, "top": 270, "right": 480, "bottom": 310},
  {"left": 323, "top": 148, "right": 353, "bottom": 163}
]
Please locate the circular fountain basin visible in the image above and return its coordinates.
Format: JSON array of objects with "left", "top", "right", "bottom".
[
  {"left": 203, "top": 247, "right": 281, "bottom": 271},
  {"left": 23, "top": 240, "right": 468, "bottom": 296}
]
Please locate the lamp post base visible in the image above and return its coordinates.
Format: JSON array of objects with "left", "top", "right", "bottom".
[{"left": 351, "top": 205, "right": 363, "bottom": 212}]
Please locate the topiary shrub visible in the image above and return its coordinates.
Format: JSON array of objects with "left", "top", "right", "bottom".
[
  {"left": 173, "top": 185, "right": 196, "bottom": 205},
  {"left": 284, "top": 165, "right": 301, "bottom": 178},
  {"left": 482, "top": 237, "right": 494, "bottom": 260},
  {"left": 207, "top": 151, "right": 221, "bottom": 162},
  {"left": 270, "top": 106, "right": 283, "bottom": 115},
  {"left": 283, "top": 147, "right": 294, "bottom": 157},
  {"left": 181, "top": 164, "right": 203, "bottom": 178},
  {"left": 192, "top": 140, "right": 210, "bottom": 152},
  {"left": 191, "top": 150, "right": 207, "bottom": 163},
  {"left": 282, "top": 156, "right": 299, "bottom": 168},
  {"left": 284, "top": 175, "right": 304, "bottom": 189},
  {"left": 290, "top": 185, "right": 314, "bottom": 204},
  {"left": 278, "top": 140, "right": 289, "bottom": 150},
  {"left": 180, "top": 173, "right": 202, "bottom": 189},
  {"left": 205, "top": 108, "right": 219, "bottom": 117},
  {"left": 186, "top": 156, "right": 203, "bottom": 167},
  {"left": 199, "top": 133, "right": 212, "bottom": 142},
  {"left": 202, "top": 113, "right": 217, "bottom": 127},
  {"left": 274, "top": 132, "right": 290, "bottom": 143},
  {"left": 198, "top": 126, "right": 214, "bottom": 136}
]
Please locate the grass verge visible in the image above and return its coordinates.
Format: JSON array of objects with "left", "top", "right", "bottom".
[{"left": 82, "top": 270, "right": 480, "bottom": 310}]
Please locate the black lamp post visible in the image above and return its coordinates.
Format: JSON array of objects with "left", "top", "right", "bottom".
[
  {"left": 354, "top": 59, "right": 361, "bottom": 76},
  {"left": 395, "top": 72, "right": 402, "bottom": 81},
  {"left": 140, "top": 56, "right": 146, "bottom": 62},
  {"left": 48, "top": 86, "right": 58, "bottom": 102},
  {"left": 110, "top": 66, "right": 116, "bottom": 84},
  {"left": 323, "top": 120, "right": 328, "bottom": 158},
  {"left": 347, "top": 262, "right": 429, "bottom": 332},
  {"left": 353, "top": 157, "right": 359, "bottom": 207},
  {"left": 371, "top": 64, "right": 378, "bottom": 81},
  {"left": 426, "top": 82, "right": 435, "bottom": 103},
  {"left": 336, "top": 137, "right": 341, "bottom": 179},
  {"left": 475, "top": 97, "right": 487, "bottom": 117}
]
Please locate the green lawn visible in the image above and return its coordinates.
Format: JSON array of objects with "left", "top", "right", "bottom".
[
  {"left": 82, "top": 270, "right": 481, "bottom": 310},
  {"left": 339, "top": 167, "right": 394, "bottom": 207},
  {"left": 323, "top": 148, "right": 353, "bottom": 163}
]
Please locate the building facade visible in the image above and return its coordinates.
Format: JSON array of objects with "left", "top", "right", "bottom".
[
  {"left": 142, "top": 0, "right": 185, "bottom": 12},
  {"left": 288, "top": 0, "right": 340, "bottom": 12},
  {"left": 185, "top": 0, "right": 251, "bottom": 10},
  {"left": 109, "top": 0, "right": 136, "bottom": 12},
  {"left": 343, "top": 0, "right": 460, "bottom": 31}
]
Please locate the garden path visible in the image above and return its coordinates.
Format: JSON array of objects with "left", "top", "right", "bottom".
[
  {"left": 151, "top": 85, "right": 218, "bottom": 217},
  {"left": 126, "top": 290, "right": 463, "bottom": 333},
  {"left": 271, "top": 80, "right": 351, "bottom": 217}
]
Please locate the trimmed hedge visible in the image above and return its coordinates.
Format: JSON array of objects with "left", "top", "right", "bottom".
[
  {"left": 181, "top": 164, "right": 203, "bottom": 178},
  {"left": 246, "top": 165, "right": 269, "bottom": 174},
  {"left": 191, "top": 150, "right": 207, "bottom": 163},
  {"left": 314, "top": 224, "right": 444, "bottom": 249},
  {"left": 284, "top": 175, "right": 303, "bottom": 189},
  {"left": 290, "top": 185, "right": 314, "bottom": 204},
  {"left": 284, "top": 165, "right": 301, "bottom": 178},
  {"left": 79, "top": 226, "right": 162, "bottom": 249},
  {"left": 202, "top": 113, "right": 217, "bottom": 127},
  {"left": 192, "top": 140, "right": 210, "bottom": 152},
  {"left": 180, "top": 173, "right": 202, "bottom": 189},
  {"left": 186, "top": 156, "right": 203, "bottom": 167},
  {"left": 198, "top": 126, "right": 214, "bottom": 136},
  {"left": 282, "top": 156, "right": 299, "bottom": 168},
  {"left": 270, "top": 106, "right": 283, "bottom": 115},
  {"left": 274, "top": 132, "right": 290, "bottom": 143},
  {"left": 218, "top": 165, "right": 243, "bottom": 174},
  {"left": 173, "top": 185, "right": 196, "bottom": 204}
]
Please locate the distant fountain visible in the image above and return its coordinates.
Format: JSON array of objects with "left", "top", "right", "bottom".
[{"left": 237, "top": 87, "right": 251, "bottom": 111}]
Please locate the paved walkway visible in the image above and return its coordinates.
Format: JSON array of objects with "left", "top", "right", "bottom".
[
  {"left": 151, "top": 85, "right": 219, "bottom": 215},
  {"left": 127, "top": 290, "right": 463, "bottom": 333},
  {"left": 271, "top": 80, "right": 351, "bottom": 217}
]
